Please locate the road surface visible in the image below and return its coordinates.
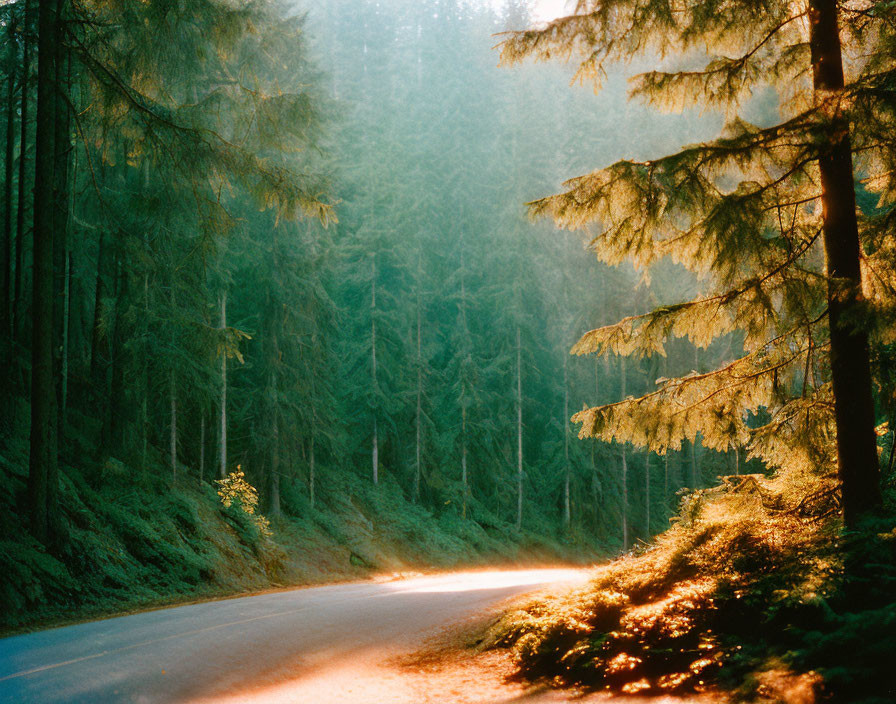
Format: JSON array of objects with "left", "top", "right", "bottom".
[{"left": 0, "top": 569, "right": 592, "bottom": 704}]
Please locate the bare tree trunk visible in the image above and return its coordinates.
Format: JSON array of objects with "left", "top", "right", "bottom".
[
  {"left": 28, "top": 0, "right": 58, "bottom": 544},
  {"left": 371, "top": 256, "right": 378, "bottom": 485},
  {"left": 309, "top": 435, "right": 315, "bottom": 508},
  {"left": 270, "top": 408, "right": 280, "bottom": 518},
  {"left": 199, "top": 414, "right": 205, "bottom": 483},
  {"left": 13, "top": 0, "right": 31, "bottom": 342},
  {"left": 461, "top": 406, "right": 468, "bottom": 519},
  {"left": 140, "top": 273, "right": 148, "bottom": 473},
  {"left": 414, "top": 286, "right": 421, "bottom": 501},
  {"left": 620, "top": 355, "right": 627, "bottom": 551},
  {"left": 734, "top": 446, "right": 740, "bottom": 476},
  {"left": 515, "top": 325, "right": 523, "bottom": 531},
  {"left": 169, "top": 369, "right": 177, "bottom": 483},
  {"left": 219, "top": 291, "right": 227, "bottom": 479},
  {"left": 2, "top": 22, "right": 16, "bottom": 337},
  {"left": 645, "top": 452, "right": 651, "bottom": 537},
  {"left": 563, "top": 355, "right": 570, "bottom": 529},
  {"left": 592, "top": 356, "right": 600, "bottom": 525},
  {"left": 809, "top": 0, "right": 882, "bottom": 527},
  {"left": 89, "top": 229, "right": 107, "bottom": 386},
  {"left": 52, "top": 1, "right": 70, "bottom": 444}
]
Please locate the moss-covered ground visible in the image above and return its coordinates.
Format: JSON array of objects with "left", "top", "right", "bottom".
[
  {"left": 483, "top": 472, "right": 896, "bottom": 704},
  {"left": 0, "top": 400, "right": 590, "bottom": 635}
]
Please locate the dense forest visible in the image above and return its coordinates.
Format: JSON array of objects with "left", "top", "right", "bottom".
[{"left": 1, "top": 0, "right": 894, "bottom": 701}]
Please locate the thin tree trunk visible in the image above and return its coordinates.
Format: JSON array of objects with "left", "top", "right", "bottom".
[
  {"left": 563, "top": 355, "right": 570, "bottom": 529},
  {"left": 414, "top": 285, "right": 421, "bottom": 501},
  {"left": 371, "top": 256, "right": 378, "bottom": 485},
  {"left": 219, "top": 291, "right": 227, "bottom": 479},
  {"left": 28, "top": 0, "right": 58, "bottom": 544},
  {"left": 592, "top": 355, "right": 600, "bottom": 525},
  {"left": 141, "top": 273, "right": 148, "bottom": 473},
  {"left": 52, "top": 0, "right": 70, "bottom": 444},
  {"left": 690, "top": 440, "right": 699, "bottom": 488},
  {"left": 89, "top": 229, "right": 107, "bottom": 385},
  {"left": 809, "top": 0, "right": 882, "bottom": 526},
  {"left": 620, "top": 355, "right": 627, "bottom": 551},
  {"left": 515, "top": 324, "right": 523, "bottom": 531},
  {"left": 169, "top": 369, "right": 177, "bottom": 483},
  {"left": 13, "top": 0, "right": 31, "bottom": 342},
  {"left": 270, "top": 407, "right": 280, "bottom": 518},
  {"left": 2, "top": 23, "right": 16, "bottom": 337},
  {"left": 645, "top": 452, "right": 651, "bottom": 537},
  {"left": 199, "top": 414, "right": 205, "bottom": 483},
  {"left": 461, "top": 406, "right": 468, "bottom": 519},
  {"left": 309, "top": 435, "right": 315, "bottom": 509}
]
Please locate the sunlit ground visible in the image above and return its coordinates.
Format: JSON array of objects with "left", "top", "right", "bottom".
[
  {"left": 382, "top": 568, "right": 590, "bottom": 593},
  {"left": 189, "top": 569, "right": 718, "bottom": 704}
]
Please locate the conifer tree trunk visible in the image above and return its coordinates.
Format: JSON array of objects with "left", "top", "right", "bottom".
[
  {"left": 270, "top": 407, "right": 280, "bottom": 518},
  {"left": 690, "top": 440, "right": 698, "bottom": 488},
  {"left": 460, "top": 245, "right": 469, "bottom": 519},
  {"left": 28, "top": 0, "right": 58, "bottom": 544},
  {"left": 219, "top": 291, "right": 227, "bottom": 479},
  {"left": 90, "top": 229, "right": 107, "bottom": 386},
  {"left": 620, "top": 355, "right": 628, "bottom": 551},
  {"left": 52, "top": 1, "right": 70, "bottom": 443},
  {"left": 734, "top": 447, "right": 740, "bottom": 476},
  {"left": 13, "top": 0, "right": 31, "bottom": 342},
  {"left": 563, "top": 355, "right": 570, "bottom": 529},
  {"left": 140, "top": 273, "right": 148, "bottom": 473},
  {"left": 199, "top": 414, "right": 205, "bottom": 483},
  {"left": 414, "top": 286, "right": 421, "bottom": 501},
  {"left": 809, "top": 0, "right": 882, "bottom": 526},
  {"left": 309, "top": 368, "right": 316, "bottom": 507},
  {"left": 2, "top": 24, "right": 15, "bottom": 337},
  {"left": 309, "top": 435, "right": 316, "bottom": 508},
  {"left": 371, "top": 256, "right": 378, "bottom": 485},
  {"left": 105, "top": 258, "right": 126, "bottom": 452},
  {"left": 592, "top": 356, "right": 600, "bottom": 525},
  {"left": 645, "top": 452, "right": 651, "bottom": 536},
  {"left": 664, "top": 452, "right": 670, "bottom": 505},
  {"left": 515, "top": 324, "right": 523, "bottom": 531},
  {"left": 461, "top": 406, "right": 468, "bottom": 519},
  {"left": 169, "top": 369, "right": 177, "bottom": 483}
]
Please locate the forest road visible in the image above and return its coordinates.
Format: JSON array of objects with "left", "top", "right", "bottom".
[{"left": 0, "top": 568, "right": 617, "bottom": 704}]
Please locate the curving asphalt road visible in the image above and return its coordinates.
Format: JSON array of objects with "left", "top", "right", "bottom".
[{"left": 0, "top": 569, "right": 587, "bottom": 704}]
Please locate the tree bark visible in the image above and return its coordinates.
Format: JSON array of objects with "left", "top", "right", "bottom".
[
  {"left": 28, "top": 0, "right": 58, "bottom": 544},
  {"left": 89, "top": 228, "right": 108, "bottom": 386},
  {"left": 13, "top": 0, "right": 31, "bottom": 342},
  {"left": 563, "top": 355, "right": 570, "bottom": 529},
  {"left": 270, "top": 405, "right": 280, "bottom": 518},
  {"left": 645, "top": 452, "right": 651, "bottom": 537},
  {"left": 52, "top": 0, "right": 70, "bottom": 443},
  {"left": 515, "top": 324, "right": 523, "bottom": 531},
  {"left": 199, "top": 414, "right": 205, "bottom": 483},
  {"left": 461, "top": 406, "right": 468, "bottom": 519},
  {"left": 219, "top": 291, "right": 227, "bottom": 478},
  {"left": 620, "top": 355, "right": 628, "bottom": 551},
  {"left": 169, "top": 369, "right": 177, "bottom": 483},
  {"left": 309, "top": 435, "right": 315, "bottom": 509},
  {"left": 2, "top": 21, "right": 16, "bottom": 337},
  {"left": 809, "top": 0, "right": 882, "bottom": 527},
  {"left": 414, "top": 285, "right": 422, "bottom": 501},
  {"left": 371, "top": 255, "right": 378, "bottom": 485}
]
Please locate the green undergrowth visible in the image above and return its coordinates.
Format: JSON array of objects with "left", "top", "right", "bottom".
[
  {"left": 0, "top": 401, "right": 590, "bottom": 635},
  {"left": 483, "top": 471, "right": 896, "bottom": 704}
]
